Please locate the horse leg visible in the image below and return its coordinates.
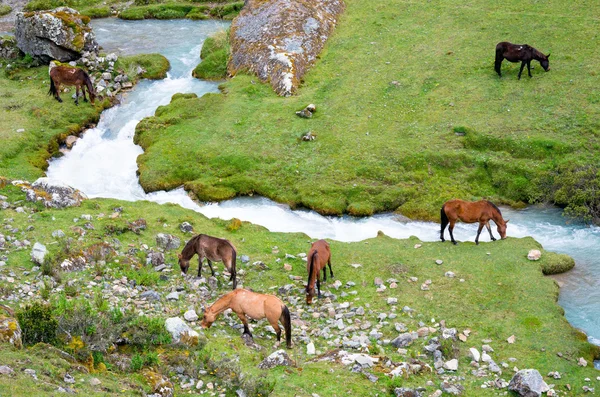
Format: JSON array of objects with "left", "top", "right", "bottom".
[
  {"left": 486, "top": 222, "right": 496, "bottom": 241},
  {"left": 495, "top": 56, "right": 503, "bottom": 77},
  {"left": 55, "top": 81, "right": 63, "bottom": 103},
  {"left": 322, "top": 267, "right": 327, "bottom": 282},
  {"left": 206, "top": 259, "right": 215, "bottom": 276},
  {"left": 527, "top": 60, "right": 532, "bottom": 77},
  {"left": 268, "top": 317, "right": 282, "bottom": 346},
  {"left": 197, "top": 254, "right": 204, "bottom": 278},
  {"left": 475, "top": 222, "right": 485, "bottom": 245},
  {"left": 518, "top": 61, "right": 526, "bottom": 80},
  {"left": 236, "top": 312, "right": 252, "bottom": 337},
  {"left": 316, "top": 276, "right": 322, "bottom": 298},
  {"left": 82, "top": 84, "right": 88, "bottom": 102},
  {"left": 74, "top": 85, "right": 80, "bottom": 106},
  {"left": 448, "top": 220, "right": 458, "bottom": 245},
  {"left": 440, "top": 209, "right": 448, "bottom": 242},
  {"left": 328, "top": 258, "right": 334, "bottom": 278}
]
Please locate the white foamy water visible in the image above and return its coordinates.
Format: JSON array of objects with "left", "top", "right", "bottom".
[{"left": 46, "top": 19, "right": 600, "bottom": 353}]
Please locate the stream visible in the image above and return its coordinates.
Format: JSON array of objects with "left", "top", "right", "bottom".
[{"left": 45, "top": 19, "right": 600, "bottom": 366}]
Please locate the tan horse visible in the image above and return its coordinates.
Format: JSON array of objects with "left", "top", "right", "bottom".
[
  {"left": 440, "top": 199, "right": 509, "bottom": 245},
  {"left": 305, "top": 239, "right": 333, "bottom": 305},
  {"left": 178, "top": 234, "right": 237, "bottom": 289},
  {"left": 201, "top": 289, "right": 292, "bottom": 348},
  {"left": 48, "top": 65, "right": 96, "bottom": 105}
]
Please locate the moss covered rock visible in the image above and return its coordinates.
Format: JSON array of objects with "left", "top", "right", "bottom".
[
  {"left": 0, "top": 315, "right": 23, "bottom": 349},
  {"left": 228, "top": 0, "right": 344, "bottom": 96},
  {"left": 541, "top": 251, "right": 576, "bottom": 275},
  {"left": 15, "top": 7, "right": 98, "bottom": 63}
]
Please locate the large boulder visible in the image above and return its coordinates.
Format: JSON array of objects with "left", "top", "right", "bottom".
[
  {"left": 0, "top": 310, "right": 23, "bottom": 349},
  {"left": 15, "top": 7, "right": 98, "bottom": 63},
  {"left": 228, "top": 0, "right": 345, "bottom": 96},
  {"left": 18, "top": 178, "right": 87, "bottom": 208},
  {"left": 164, "top": 317, "right": 200, "bottom": 346},
  {"left": 508, "top": 369, "right": 549, "bottom": 397}
]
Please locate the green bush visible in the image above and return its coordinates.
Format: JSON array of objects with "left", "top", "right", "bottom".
[
  {"left": 125, "top": 316, "right": 172, "bottom": 347},
  {"left": 0, "top": 4, "right": 12, "bottom": 16},
  {"left": 541, "top": 251, "right": 576, "bottom": 275},
  {"left": 17, "top": 302, "right": 58, "bottom": 345}
]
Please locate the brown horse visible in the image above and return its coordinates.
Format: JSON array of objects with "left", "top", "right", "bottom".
[
  {"left": 440, "top": 199, "right": 509, "bottom": 245},
  {"left": 178, "top": 234, "right": 237, "bottom": 289},
  {"left": 305, "top": 239, "right": 333, "bottom": 305},
  {"left": 495, "top": 42, "right": 550, "bottom": 79},
  {"left": 201, "top": 289, "right": 292, "bottom": 348},
  {"left": 48, "top": 65, "right": 96, "bottom": 105}
]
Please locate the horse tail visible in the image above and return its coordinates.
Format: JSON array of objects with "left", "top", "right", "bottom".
[
  {"left": 230, "top": 246, "right": 237, "bottom": 289},
  {"left": 281, "top": 305, "right": 292, "bottom": 348},
  {"left": 306, "top": 250, "right": 317, "bottom": 292},
  {"left": 48, "top": 77, "right": 57, "bottom": 97},
  {"left": 440, "top": 204, "right": 449, "bottom": 240}
]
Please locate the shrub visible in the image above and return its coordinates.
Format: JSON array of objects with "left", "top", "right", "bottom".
[
  {"left": 0, "top": 4, "right": 12, "bottom": 16},
  {"left": 125, "top": 316, "right": 172, "bottom": 347},
  {"left": 226, "top": 217, "right": 242, "bottom": 231},
  {"left": 541, "top": 252, "right": 576, "bottom": 275},
  {"left": 17, "top": 302, "right": 58, "bottom": 345}
]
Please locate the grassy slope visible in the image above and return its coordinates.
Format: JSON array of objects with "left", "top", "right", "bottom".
[
  {"left": 0, "top": 184, "right": 598, "bottom": 395},
  {"left": 134, "top": 0, "right": 600, "bottom": 219},
  {"left": 0, "top": 54, "right": 169, "bottom": 180}
]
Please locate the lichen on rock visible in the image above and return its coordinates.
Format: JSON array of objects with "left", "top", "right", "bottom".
[
  {"left": 15, "top": 7, "right": 98, "bottom": 63},
  {"left": 228, "top": 0, "right": 345, "bottom": 96},
  {"left": 0, "top": 314, "right": 23, "bottom": 349}
]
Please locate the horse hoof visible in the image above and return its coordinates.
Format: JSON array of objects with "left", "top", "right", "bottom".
[{"left": 452, "top": 241, "right": 458, "bottom": 245}]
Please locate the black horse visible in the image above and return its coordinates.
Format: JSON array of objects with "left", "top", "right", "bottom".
[{"left": 495, "top": 42, "right": 550, "bottom": 79}]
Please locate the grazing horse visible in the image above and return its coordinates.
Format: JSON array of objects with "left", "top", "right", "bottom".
[
  {"left": 305, "top": 239, "right": 333, "bottom": 305},
  {"left": 495, "top": 42, "right": 550, "bottom": 79},
  {"left": 201, "top": 289, "right": 292, "bottom": 348},
  {"left": 48, "top": 65, "right": 96, "bottom": 105},
  {"left": 440, "top": 199, "right": 509, "bottom": 245},
  {"left": 178, "top": 234, "right": 237, "bottom": 289}
]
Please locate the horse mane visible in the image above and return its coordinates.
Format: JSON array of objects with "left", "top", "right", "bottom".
[
  {"left": 531, "top": 47, "right": 546, "bottom": 60},
  {"left": 485, "top": 200, "right": 502, "bottom": 216},
  {"left": 306, "top": 250, "right": 317, "bottom": 292},
  {"left": 181, "top": 234, "right": 201, "bottom": 258}
]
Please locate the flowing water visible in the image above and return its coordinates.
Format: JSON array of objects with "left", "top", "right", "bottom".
[{"left": 46, "top": 19, "right": 600, "bottom": 361}]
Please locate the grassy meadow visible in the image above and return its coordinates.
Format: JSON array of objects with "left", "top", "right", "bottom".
[
  {"left": 0, "top": 184, "right": 599, "bottom": 395},
  {"left": 133, "top": 0, "right": 600, "bottom": 221}
]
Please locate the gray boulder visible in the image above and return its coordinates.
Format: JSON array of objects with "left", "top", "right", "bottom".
[
  {"left": 156, "top": 233, "right": 181, "bottom": 250},
  {"left": 258, "top": 350, "right": 292, "bottom": 369},
  {"left": 20, "top": 178, "right": 87, "bottom": 208},
  {"left": 508, "top": 369, "right": 549, "bottom": 397},
  {"left": 394, "top": 388, "right": 422, "bottom": 397},
  {"left": 15, "top": 7, "right": 98, "bottom": 63},
  {"left": 164, "top": 317, "right": 200, "bottom": 346},
  {"left": 31, "top": 242, "right": 47, "bottom": 265},
  {"left": 391, "top": 333, "right": 413, "bottom": 348},
  {"left": 229, "top": 0, "right": 345, "bottom": 96},
  {"left": 0, "top": 36, "right": 21, "bottom": 59}
]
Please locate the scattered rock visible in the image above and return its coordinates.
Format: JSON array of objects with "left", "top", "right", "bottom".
[
  {"left": 527, "top": 250, "right": 542, "bottom": 261},
  {"left": 394, "top": 388, "right": 422, "bottom": 397},
  {"left": 0, "top": 365, "right": 14, "bottom": 375},
  {"left": 440, "top": 381, "right": 464, "bottom": 395},
  {"left": 435, "top": 259, "right": 443, "bottom": 265},
  {"left": 20, "top": 178, "right": 87, "bottom": 208},
  {"left": 306, "top": 342, "right": 316, "bottom": 355},
  {"left": 184, "top": 310, "right": 198, "bottom": 322},
  {"left": 164, "top": 317, "right": 200, "bottom": 346},
  {"left": 469, "top": 347, "right": 481, "bottom": 362},
  {"left": 258, "top": 350, "right": 293, "bottom": 369},
  {"left": 391, "top": 333, "right": 413, "bottom": 348},
  {"left": 65, "top": 136, "right": 78, "bottom": 149},
  {"left": 578, "top": 357, "right": 588, "bottom": 367},
  {"left": 443, "top": 359, "right": 458, "bottom": 371},
  {"left": 507, "top": 335, "right": 516, "bottom": 344},
  {"left": 508, "top": 369, "right": 549, "bottom": 397},
  {"left": 156, "top": 234, "right": 181, "bottom": 250},
  {"left": 30, "top": 242, "right": 47, "bottom": 265}
]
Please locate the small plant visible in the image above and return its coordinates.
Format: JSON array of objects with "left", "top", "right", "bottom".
[
  {"left": 226, "top": 217, "right": 242, "bottom": 231},
  {"left": 40, "top": 280, "right": 52, "bottom": 300},
  {"left": 130, "top": 353, "right": 145, "bottom": 371},
  {"left": 17, "top": 302, "right": 58, "bottom": 345}
]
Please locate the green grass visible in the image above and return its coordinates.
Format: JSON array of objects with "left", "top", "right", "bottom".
[
  {"left": 193, "top": 28, "right": 230, "bottom": 80},
  {"left": 80, "top": 6, "right": 111, "bottom": 18},
  {"left": 0, "top": 54, "right": 169, "bottom": 181},
  {"left": 118, "top": 2, "right": 242, "bottom": 21},
  {"left": 0, "top": 184, "right": 599, "bottom": 395},
  {"left": 0, "top": 4, "right": 12, "bottom": 16},
  {"left": 133, "top": 0, "right": 600, "bottom": 222}
]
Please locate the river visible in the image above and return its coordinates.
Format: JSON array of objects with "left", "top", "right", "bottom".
[{"left": 45, "top": 19, "right": 600, "bottom": 366}]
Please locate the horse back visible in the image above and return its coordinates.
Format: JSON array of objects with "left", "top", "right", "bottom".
[
  {"left": 307, "top": 239, "right": 330, "bottom": 270},
  {"left": 198, "top": 234, "right": 235, "bottom": 260}
]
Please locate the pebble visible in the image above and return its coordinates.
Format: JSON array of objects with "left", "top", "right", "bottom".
[{"left": 435, "top": 259, "right": 443, "bottom": 265}]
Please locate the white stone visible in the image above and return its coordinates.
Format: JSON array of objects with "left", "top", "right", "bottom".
[
  {"left": 31, "top": 242, "right": 47, "bottom": 265},
  {"left": 184, "top": 310, "right": 198, "bottom": 322},
  {"left": 443, "top": 359, "right": 458, "bottom": 371},
  {"left": 165, "top": 317, "right": 200, "bottom": 344},
  {"left": 306, "top": 342, "right": 316, "bottom": 355},
  {"left": 527, "top": 249, "right": 542, "bottom": 261},
  {"left": 470, "top": 347, "right": 481, "bottom": 362}
]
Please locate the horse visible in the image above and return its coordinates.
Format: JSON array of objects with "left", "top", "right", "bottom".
[
  {"left": 48, "top": 65, "right": 96, "bottom": 105},
  {"left": 305, "top": 239, "right": 333, "bottom": 305},
  {"left": 440, "top": 199, "right": 509, "bottom": 245},
  {"left": 495, "top": 42, "right": 550, "bottom": 79},
  {"left": 201, "top": 289, "right": 292, "bottom": 348},
  {"left": 178, "top": 234, "right": 237, "bottom": 289}
]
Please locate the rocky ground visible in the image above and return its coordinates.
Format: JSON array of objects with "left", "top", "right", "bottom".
[
  {"left": 0, "top": 0, "right": 26, "bottom": 32},
  {"left": 0, "top": 179, "right": 599, "bottom": 396}
]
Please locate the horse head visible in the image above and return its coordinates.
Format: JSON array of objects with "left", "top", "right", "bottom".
[
  {"left": 178, "top": 253, "right": 190, "bottom": 274},
  {"left": 540, "top": 53, "right": 550, "bottom": 71},
  {"left": 200, "top": 306, "right": 215, "bottom": 328},
  {"left": 498, "top": 219, "right": 509, "bottom": 239},
  {"left": 305, "top": 285, "right": 315, "bottom": 305},
  {"left": 89, "top": 90, "right": 96, "bottom": 104}
]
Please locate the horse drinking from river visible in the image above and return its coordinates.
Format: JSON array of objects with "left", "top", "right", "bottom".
[
  {"left": 440, "top": 199, "right": 509, "bottom": 245},
  {"left": 48, "top": 65, "right": 96, "bottom": 105},
  {"left": 305, "top": 239, "right": 333, "bottom": 305},
  {"left": 495, "top": 42, "right": 550, "bottom": 79},
  {"left": 178, "top": 234, "right": 237, "bottom": 289},
  {"left": 201, "top": 289, "right": 292, "bottom": 348}
]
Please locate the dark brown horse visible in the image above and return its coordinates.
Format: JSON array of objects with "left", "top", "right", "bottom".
[
  {"left": 178, "top": 234, "right": 237, "bottom": 289},
  {"left": 495, "top": 42, "right": 550, "bottom": 79},
  {"left": 201, "top": 289, "right": 292, "bottom": 348},
  {"left": 440, "top": 199, "right": 509, "bottom": 245},
  {"left": 305, "top": 239, "right": 333, "bottom": 304},
  {"left": 48, "top": 65, "right": 96, "bottom": 105}
]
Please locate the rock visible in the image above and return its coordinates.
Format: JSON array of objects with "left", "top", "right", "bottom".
[
  {"left": 89, "top": 377, "right": 101, "bottom": 386},
  {"left": 527, "top": 249, "right": 541, "bottom": 261},
  {"left": 240, "top": 255, "right": 250, "bottom": 263},
  {"left": 166, "top": 291, "right": 179, "bottom": 301},
  {"left": 229, "top": 0, "right": 345, "bottom": 96},
  {"left": 391, "top": 333, "right": 413, "bottom": 348},
  {"left": 283, "top": 263, "right": 292, "bottom": 271},
  {"left": 15, "top": 8, "right": 98, "bottom": 63},
  {"left": 156, "top": 233, "right": 181, "bottom": 250},
  {"left": 469, "top": 347, "right": 481, "bottom": 362},
  {"left": 164, "top": 317, "right": 200, "bottom": 346},
  {"left": 306, "top": 342, "right": 316, "bottom": 355},
  {"left": 24, "top": 369, "right": 37, "bottom": 379},
  {"left": 65, "top": 136, "right": 78, "bottom": 149},
  {"left": 0, "top": 365, "right": 14, "bottom": 375},
  {"left": 296, "top": 108, "right": 313, "bottom": 119},
  {"left": 443, "top": 359, "right": 458, "bottom": 371},
  {"left": 445, "top": 271, "right": 455, "bottom": 278},
  {"left": 435, "top": 259, "right": 443, "bottom": 265},
  {"left": 442, "top": 328, "right": 457, "bottom": 340},
  {"left": 31, "top": 242, "right": 47, "bottom": 265},
  {"left": 144, "top": 370, "right": 174, "bottom": 397},
  {"left": 147, "top": 251, "right": 165, "bottom": 267},
  {"left": 128, "top": 219, "right": 147, "bottom": 234},
  {"left": 578, "top": 357, "right": 588, "bottom": 367},
  {"left": 394, "top": 388, "right": 422, "bottom": 397},
  {"left": 52, "top": 229, "right": 66, "bottom": 238},
  {"left": 0, "top": 314, "right": 22, "bottom": 348},
  {"left": 101, "top": 72, "right": 112, "bottom": 81},
  {"left": 508, "top": 369, "right": 549, "bottom": 397},
  {"left": 179, "top": 222, "right": 193, "bottom": 233},
  {"left": 374, "top": 277, "right": 383, "bottom": 287},
  {"left": 184, "top": 310, "right": 198, "bottom": 322},
  {"left": 141, "top": 290, "right": 161, "bottom": 301},
  {"left": 507, "top": 335, "right": 516, "bottom": 344},
  {"left": 19, "top": 178, "right": 87, "bottom": 208},
  {"left": 440, "top": 381, "right": 464, "bottom": 395},
  {"left": 0, "top": 36, "right": 21, "bottom": 60},
  {"left": 258, "top": 350, "right": 292, "bottom": 369}
]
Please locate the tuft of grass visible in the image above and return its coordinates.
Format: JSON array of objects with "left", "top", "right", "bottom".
[
  {"left": 193, "top": 29, "right": 230, "bottom": 80},
  {"left": 0, "top": 4, "right": 11, "bottom": 16},
  {"left": 115, "top": 53, "right": 170, "bottom": 80}
]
